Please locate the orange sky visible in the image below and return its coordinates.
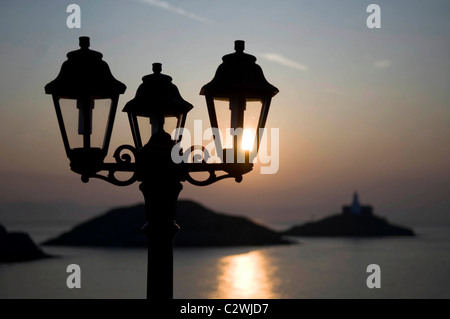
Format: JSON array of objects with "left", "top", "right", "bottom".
[{"left": 0, "top": 0, "right": 449, "bottom": 228}]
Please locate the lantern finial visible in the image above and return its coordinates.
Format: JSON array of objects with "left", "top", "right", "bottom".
[
  {"left": 152, "top": 63, "right": 162, "bottom": 74},
  {"left": 79, "top": 36, "right": 90, "bottom": 49},
  {"left": 234, "top": 40, "right": 245, "bottom": 53}
]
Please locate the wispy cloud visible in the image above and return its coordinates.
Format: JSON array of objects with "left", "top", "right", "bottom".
[
  {"left": 261, "top": 53, "right": 308, "bottom": 71},
  {"left": 373, "top": 60, "right": 392, "bottom": 69},
  {"left": 138, "top": 0, "right": 214, "bottom": 24}
]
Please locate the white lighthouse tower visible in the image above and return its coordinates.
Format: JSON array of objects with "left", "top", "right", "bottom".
[{"left": 351, "top": 192, "right": 362, "bottom": 215}]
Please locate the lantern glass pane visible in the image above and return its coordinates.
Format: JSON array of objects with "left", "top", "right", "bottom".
[
  {"left": 59, "top": 99, "right": 80, "bottom": 149},
  {"left": 211, "top": 99, "right": 261, "bottom": 151},
  {"left": 91, "top": 99, "right": 111, "bottom": 148},
  {"left": 59, "top": 98, "right": 111, "bottom": 150},
  {"left": 165, "top": 116, "right": 179, "bottom": 140},
  {"left": 137, "top": 116, "right": 152, "bottom": 144},
  {"left": 135, "top": 115, "right": 180, "bottom": 144},
  {"left": 242, "top": 101, "right": 261, "bottom": 152},
  {"left": 214, "top": 99, "right": 233, "bottom": 150}
]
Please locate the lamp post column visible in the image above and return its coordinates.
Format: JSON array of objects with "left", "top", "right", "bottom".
[{"left": 138, "top": 131, "right": 182, "bottom": 299}]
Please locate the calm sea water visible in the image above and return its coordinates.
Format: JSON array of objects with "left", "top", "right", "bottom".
[{"left": 1, "top": 224, "right": 450, "bottom": 299}]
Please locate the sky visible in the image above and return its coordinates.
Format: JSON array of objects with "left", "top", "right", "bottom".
[{"left": 0, "top": 0, "right": 449, "bottom": 228}]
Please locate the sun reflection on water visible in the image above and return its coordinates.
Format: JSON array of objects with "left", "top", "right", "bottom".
[{"left": 211, "top": 250, "right": 279, "bottom": 299}]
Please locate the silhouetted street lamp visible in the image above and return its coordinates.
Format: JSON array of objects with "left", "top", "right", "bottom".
[
  {"left": 201, "top": 40, "right": 278, "bottom": 164},
  {"left": 45, "top": 36, "right": 278, "bottom": 299},
  {"left": 45, "top": 36, "right": 126, "bottom": 179},
  {"left": 123, "top": 62, "right": 193, "bottom": 149}
]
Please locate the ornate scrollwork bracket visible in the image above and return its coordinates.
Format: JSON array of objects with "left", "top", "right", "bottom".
[
  {"left": 180, "top": 145, "right": 253, "bottom": 187},
  {"left": 81, "top": 144, "right": 138, "bottom": 186},
  {"left": 78, "top": 143, "right": 252, "bottom": 187}
]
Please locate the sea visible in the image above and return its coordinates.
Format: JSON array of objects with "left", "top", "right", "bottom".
[{"left": 1, "top": 218, "right": 450, "bottom": 299}]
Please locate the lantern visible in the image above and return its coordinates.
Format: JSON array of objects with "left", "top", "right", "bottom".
[
  {"left": 123, "top": 63, "right": 193, "bottom": 149},
  {"left": 200, "top": 40, "right": 278, "bottom": 163},
  {"left": 45, "top": 36, "right": 126, "bottom": 175}
]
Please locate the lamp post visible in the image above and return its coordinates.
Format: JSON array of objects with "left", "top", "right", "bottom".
[{"left": 45, "top": 37, "right": 278, "bottom": 299}]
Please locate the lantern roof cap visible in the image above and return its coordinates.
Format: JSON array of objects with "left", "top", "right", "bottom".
[
  {"left": 123, "top": 63, "right": 193, "bottom": 117},
  {"left": 45, "top": 36, "right": 126, "bottom": 98},
  {"left": 200, "top": 40, "right": 279, "bottom": 100}
]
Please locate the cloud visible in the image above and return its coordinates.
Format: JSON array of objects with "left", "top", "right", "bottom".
[
  {"left": 138, "top": 0, "right": 214, "bottom": 24},
  {"left": 260, "top": 53, "right": 308, "bottom": 71},
  {"left": 373, "top": 60, "right": 392, "bottom": 69}
]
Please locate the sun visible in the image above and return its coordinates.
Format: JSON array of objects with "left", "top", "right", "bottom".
[{"left": 241, "top": 129, "right": 255, "bottom": 151}]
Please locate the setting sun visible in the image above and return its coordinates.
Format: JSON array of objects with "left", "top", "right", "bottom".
[{"left": 241, "top": 129, "right": 256, "bottom": 151}]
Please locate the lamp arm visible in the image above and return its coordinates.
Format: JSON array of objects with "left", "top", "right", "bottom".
[
  {"left": 81, "top": 144, "right": 139, "bottom": 186},
  {"left": 178, "top": 145, "right": 253, "bottom": 186},
  {"left": 78, "top": 143, "right": 253, "bottom": 187},
  {"left": 181, "top": 148, "right": 253, "bottom": 187},
  {"left": 184, "top": 170, "right": 238, "bottom": 186},
  {"left": 182, "top": 162, "right": 253, "bottom": 186}
]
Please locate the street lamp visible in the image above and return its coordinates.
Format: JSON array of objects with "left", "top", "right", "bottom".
[
  {"left": 123, "top": 62, "right": 193, "bottom": 148},
  {"left": 45, "top": 37, "right": 278, "bottom": 299},
  {"left": 44, "top": 36, "right": 126, "bottom": 180},
  {"left": 201, "top": 40, "right": 279, "bottom": 164}
]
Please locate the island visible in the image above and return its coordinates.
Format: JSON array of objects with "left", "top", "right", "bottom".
[
  {"left": 43, "top": 200, "right": 292, "bottom": 247},
  {"left": 283, "top": 193, "right": 415, "bottom": 237},
  {"left": 0, "top": 223, "right": 50, "bottom": 262}
]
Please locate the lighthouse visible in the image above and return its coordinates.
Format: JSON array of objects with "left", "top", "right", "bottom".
[
  {"left": 351, "top": 192, "right": 362, "bottom": 214},
  {"left": 342, "top": 192, "right": 373, "bottom": 216}
]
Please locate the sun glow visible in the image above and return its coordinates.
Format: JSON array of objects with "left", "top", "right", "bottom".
[
  {"left": 241, "top": 129, "right": 256, "bottom": 151},
  {"left": 211, "top": 250, "right": 279, "bottom": 298}
]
